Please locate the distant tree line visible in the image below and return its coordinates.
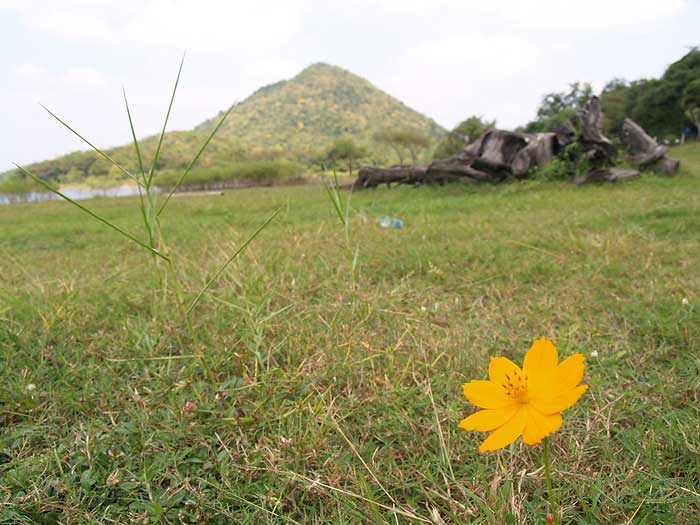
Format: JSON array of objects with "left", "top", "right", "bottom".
[
  {"left": 523, "top": 48, "right": 700, "bottom": 141},
  {"left": 319, "top": 128, "right": 434, "bottom": 175}
]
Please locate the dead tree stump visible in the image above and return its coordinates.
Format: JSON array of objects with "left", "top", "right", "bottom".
[{"left": 620, "top": 118, "right": 680, "bottom": 175}]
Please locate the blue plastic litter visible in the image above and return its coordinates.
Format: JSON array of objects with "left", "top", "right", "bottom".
[{"left": 378, "top": 215, "right": 404, "bottom": 229}]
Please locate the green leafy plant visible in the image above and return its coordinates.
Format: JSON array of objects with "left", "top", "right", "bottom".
[
  {"left": 530, "top": 142, "right": 592, "bottom": 181},
  {"left": 13, "top": 57, "right": 279, "bottom": 385}
]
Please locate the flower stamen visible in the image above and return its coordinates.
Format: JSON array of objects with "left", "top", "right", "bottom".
[{"left": 503, "top": 369, "right": 529, "bottom": 402}]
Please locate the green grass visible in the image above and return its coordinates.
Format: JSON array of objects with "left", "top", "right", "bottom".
[{"left": 1, "top": 145, "right": 700, "bottom": 523}]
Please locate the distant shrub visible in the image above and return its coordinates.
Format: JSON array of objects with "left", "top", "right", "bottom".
[
  {"left": 529, "top": 143, "right": 592, "bottom": 181},
  {"left": 0, "top": 172, "right": 44, "bottom": 193},
  {"left": 155, "top": 159, "right": 305, "bottom": 188}
]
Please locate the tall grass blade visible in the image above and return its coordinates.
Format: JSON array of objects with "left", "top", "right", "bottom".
[
  {"left": 14, "top": 164, "right": 168, "bottom": 260},
  {"left": 40, "top": 104, "right": 142, "bottom": 187},
  {"left": 146, "top": 53, "right": 185, "bottom": 188},
  {"left": 157, "top": 103, "right": 234, "bottom": 216},
  {"left": 324, "top": 171, "right": 346, "bottom": 226},
  {"left": 343, "top": 184, "right": 353, "bottom": 225},
  {"left": 186, "top": 207, "right": 281, "bottom": 316},
  {"left": 123, "top": 87, "right": 155, "bottom": 247},
  {"left": 122, "top": 88, "right": 147, "bottom": 180}
]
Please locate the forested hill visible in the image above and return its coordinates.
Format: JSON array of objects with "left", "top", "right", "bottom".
[
  {"left": 195, "top": 63, "right": 444, "bottom": 159},
  {"left": 4, "top": 63, "right": 444, "bottom": 188}
]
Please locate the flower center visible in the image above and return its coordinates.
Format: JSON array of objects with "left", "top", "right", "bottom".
[{"left": 502, "top": 370, "right": 529, "bottom": 403}]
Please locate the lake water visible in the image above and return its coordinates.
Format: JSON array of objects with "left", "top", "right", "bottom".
[
  {"left": 0, "top": 185, "right": 156, "bottom": 205},
  {"left": 0, "top": 178, "right": 312, "bottom": 205}
]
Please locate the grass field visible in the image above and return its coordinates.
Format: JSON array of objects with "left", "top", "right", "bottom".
[{"left": 2, "top": 144, "right": 700, "bottom": 524}]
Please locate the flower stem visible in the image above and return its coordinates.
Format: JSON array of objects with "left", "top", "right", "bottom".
[{"left": 543, "top": 436, "right": 559, "bottom": 524}]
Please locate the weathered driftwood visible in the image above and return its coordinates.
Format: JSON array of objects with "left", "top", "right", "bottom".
[
  {"left": 448, "top": 130, "right": 557, "bottom": 179},
  {"left": 649, "top": 156, "right": 681, "bottom": 175},
  {"left": 620, "top": 118, "right": 680, "bottom": 175},
  {"left": 426, "top": 158, "right": 492, "bottom": 182},
  {"left": 354, "top": 161, "right": 492, "bottom": 189},
  {"left": 355, "top": 97, "right": 678, "bottom": 189},
  {"left": 574, "top": 168, "right": 640, "bottom": 185},
  {"left": 469, "top": 130, "right": 528, "bottom": 177},
  {"left": 577, "top": 96, "right": 615, "bottom": 163},
  {"left": 355, "top": 130, "right": 561, "bottom": 187},
  {"left": 554, "top": 121, "right": 576, "bottom": 149},
  {"left": 353, "top": 166, "right": 428, "bottom": 188},
  {"left": 511, "top": 133, "right": 557, "bottom": 177}
]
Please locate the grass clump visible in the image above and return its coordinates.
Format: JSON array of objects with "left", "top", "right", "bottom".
[{"left": 11, "top": 57, "right": 279, "bottom": 387}]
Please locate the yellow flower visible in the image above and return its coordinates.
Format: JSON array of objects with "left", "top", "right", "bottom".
[{"left": 460, "top": 337, "right": 588, "bottom": 452}]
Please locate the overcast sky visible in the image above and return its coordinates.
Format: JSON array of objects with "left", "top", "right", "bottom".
[{"left": 1, "top": 0, "right": 698, "bottom": 171}]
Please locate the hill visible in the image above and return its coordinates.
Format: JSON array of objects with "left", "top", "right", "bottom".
[
  {"left": 197, "top": 63, "right": 444, "bottom": 160},
  {"left": 3, "top": 63, "right": 444, "bottom": 190}
]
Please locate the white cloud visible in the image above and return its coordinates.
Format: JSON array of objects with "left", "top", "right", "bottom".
[
  {"left": 14, "top": 62, "right": 43, "bottom": 80},
  {"left": 126, "top": 1, "right": 304, "bottom": 52},
  {"left": 12, "top": 63, "right": 115, "bottom": 92},
  {"left": 408, "top": 32, "right": 540, "bottom": 72},
  {"left": 61, "top": 67, "right": 112, "bottom": 89},
  {"left": 471, "top": 0, "right": 687, "bottom": 29},
  {"left": 2, "top": 0, "right": 127, "bottom": 45},
  {"left": 3, "top": 0, "right": 305, "bottom": 52}
]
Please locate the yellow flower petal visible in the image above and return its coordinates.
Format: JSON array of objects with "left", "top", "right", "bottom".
[
  {"left": 479, "top": 407, "right": 527, "bottom": 452},
  {"left": 463, "top": 380, "right": 514, "bottom": 409},
  {"left": 522, "top": 406, "right": 563, "bottom": 445},
  {"left": 459, "top": 405, "right": 520, "bottom": 432},
  {"left": 554, "top": 353, "right": 585, "bottom": 393},
  {"left": 531, "top": 384, "right": 588, "bottom": 414},
  {"left": 488, "top": 356, "right": 522, "bottom": 385},
  {"left": 523, "top": 337, "right": 558, "bottom": 380}
]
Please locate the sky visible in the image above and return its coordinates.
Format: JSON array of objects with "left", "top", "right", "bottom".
[{"left": 1, "top": 0, "right": 698, "bottom": 171}]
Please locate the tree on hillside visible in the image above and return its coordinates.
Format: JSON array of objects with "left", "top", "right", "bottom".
[
  {"left": 401, "top": 131, "right": 431, "bottom": 165},
  {"left": 373, "top": 129, "right": 432, "bottom": 166},
  {"left": 374, "top": 129, "right": 405, "bottom": 165},
  {"left": 624, "top": 48, "right": 700, "bottom": 139},
  {"left": 600, "top": 78, "right": 629, "bottom": 136},
  {"left": 325, "top": 138, "right": 368, "bottom": 176},
  {"left": 433, "top": 116, "right": 496, "bottom": 159},
  {"left": 682, "top": 78, "right": 700, "bottom": 140},
  {"left": 627, "top": 78, "right": 683, "bottom": 139},
  {"left": 538, "top": 82, "right": 593, "bottom": 120},
  {"left": 525, "top": 82, "right": 593, "bottom": 133}
]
